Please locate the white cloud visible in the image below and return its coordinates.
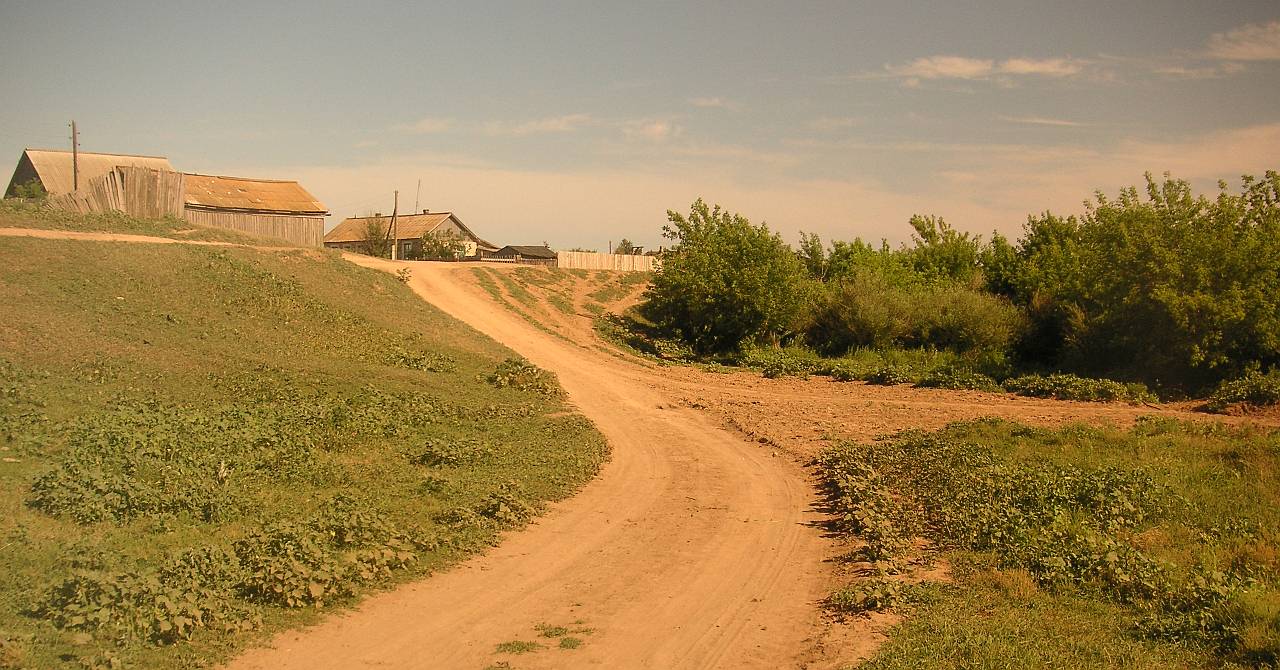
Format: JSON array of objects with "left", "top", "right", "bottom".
[
  {"left": 688, "top": 97, "right": 742, "bottom": 111},
  {"left": 998, "top": 58, "right": 1083, "bottom": 77},
  {"left": 621, "top": 120, "right": 682, "bottom": 142},
  {"left": 880, "top": 55, "right": 1089, "bottom": 84},
  {"left": 402, "top": 117, "right": 454, "bottom": 134},
  {"left": 809, "top": 116, "right": 862, "bottom": 131},
  {"left": 998, "top": 115, "right": 1087, "bottom": 127},
  {"left": 483, "top": 113, "right": 593, "bottom": 136},
  {"left": 1207, "top": 21, "right": 1280, "bottom": 61},
  {"left": 887, "top": 56, "right": 994, "bottom": 80}
]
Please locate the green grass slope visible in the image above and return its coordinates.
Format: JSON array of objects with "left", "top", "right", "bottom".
[
  {"left": 0, "top": 234, "right": 608, "bottom": 668},
  {"left": 821, "top": 418, "right": 1280, "bottom": 669}
]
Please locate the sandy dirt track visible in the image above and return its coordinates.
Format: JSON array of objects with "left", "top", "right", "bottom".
[{"left": 226, "top": 256, "right": 838, "bottom": 670}]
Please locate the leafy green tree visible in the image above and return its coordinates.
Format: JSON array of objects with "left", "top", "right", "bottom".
[
  {"left": 904, "top": 214, "right": 982, "bottom": 284},
  {"left": 359, "top": 219, "right": 392, "bottom": 258},
  {"left": 641, "top": 199, "right": 809, "bottom": 353},
  {"left": 8, "top": 178, "right": 47, "bottom": 200},
  {"left": 994, "top": 172, "right": 1280, "bottom": 389},
  {"left": 614, "top": 238, "right": 638, "bottom": 255},
  {"left": 797, "top": 231, "right": 828, "bottom": 280},
  {"left": 420, "top": 230, "right": 469, "bottom": 260}
]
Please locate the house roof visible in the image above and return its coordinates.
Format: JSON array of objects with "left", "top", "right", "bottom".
[
  {"left": 495, "top": 245, "right": 557, "bottom": 259},
  {"left": 323, "top": 211, "right": 497, "bottom": 250},
  {"left": 15, "top": 148, "right": 175, "bottom": 195},
  {"left": 183, "top": 173, "right": 328, "bottom": 215}
]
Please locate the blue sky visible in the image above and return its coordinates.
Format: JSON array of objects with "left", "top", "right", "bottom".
[{"left": 2, "top": 1, "right": 1278, "bottom": 250}]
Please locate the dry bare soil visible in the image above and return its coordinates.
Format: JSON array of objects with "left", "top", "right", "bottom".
[{"left": 228, "top": 259, "right": 1276, "bottom": 670}]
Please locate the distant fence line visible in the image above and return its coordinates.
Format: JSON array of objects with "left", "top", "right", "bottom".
[
  {"left": 47, "top": 167, "right": 184, "bottom": 220},
  {"left": 556, "top": 251, "right": 659, "bottom": 272}
]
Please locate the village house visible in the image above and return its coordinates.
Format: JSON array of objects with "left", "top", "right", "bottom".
[
  {"left": 182, "top": 173, "right": 329, "bottom": 247},
  {"left": 322, "top": 210, "right": 498, "bottom": 259}
]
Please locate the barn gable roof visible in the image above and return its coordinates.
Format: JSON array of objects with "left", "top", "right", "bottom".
[
  {"left": 324, "top": 211, "right": 497, "bottom": 250},
  {"left": 10, "top": 148, "right": 175, "bottom": 196},
  {"left": 495, "top": 245, "right": 557, "bottom": 259},
  {"left": 183, "top": 173, "right": 328, "bottom": 215}
]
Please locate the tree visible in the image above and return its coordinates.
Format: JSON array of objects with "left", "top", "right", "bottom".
[
  {"left": 420, "top": 230, "right": 469, "bottom": 260},
  {"left": 641, "top": 199, "right": 809, "bottom": 353},
  {"left": 615, "top": 238, "right": 638, "bottom": 255},
  {"left": 904, "top": 214, "right": 982, "bottom": 284},
  {"left": 359, "top": 219, "right": 392, "bottom": 258},
  {"left": 7, "top": 179, "right": 47, "bottom": 200},
  {"left": 797, "top": 232, "right": 827, "bottom": 280}
]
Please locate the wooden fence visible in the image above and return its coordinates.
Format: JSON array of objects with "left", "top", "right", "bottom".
[
  {"left": 183, "top": 208, "right": 324, "bottom": 247},
  {"left": 556, "top": 251, "right": 659, "bottom": 272},
  {"left": 47, "top": 167, "right": 185, "bottom": 219}
]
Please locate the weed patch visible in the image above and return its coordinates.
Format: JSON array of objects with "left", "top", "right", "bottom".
[
  {"left": 1004, "top": 373, "right": 1157, "bottom": 404},
  {"left": 1207, "top": 370, "right": 1280, "bottom": 413},
  {"left": 0, "top": 233, "right": 609, "bottom": 669},
  {"left": 818, "top": 419, "right": 1280, "bottom": 666}
]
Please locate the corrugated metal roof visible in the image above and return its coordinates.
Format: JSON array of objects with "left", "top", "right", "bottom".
[
  {"left": 21, "top": 149, "right": 174, "bottom": 195},
  {"left": 324, "top": 212, "right": 497, "bottom": 250},
  {"left": 183, "top": 173, "right": 328, "bottom": 215}
]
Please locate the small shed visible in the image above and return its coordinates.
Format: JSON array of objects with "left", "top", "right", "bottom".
[
  {"left": 323, "top": 210, "right": 498, "bottom": 259},
  {"left": 491, "top": 245, "right": 558, "bottom": 266},
  {"left": 6, "top": 148, "right": 174, "bottom": 197},
  {"left": 182, "top": 173, "right": 329, "bottom": 247}
]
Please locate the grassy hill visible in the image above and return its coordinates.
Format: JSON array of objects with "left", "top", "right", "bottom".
[{"left": 0, "top": 225, "right": 608, "bottom": 668}]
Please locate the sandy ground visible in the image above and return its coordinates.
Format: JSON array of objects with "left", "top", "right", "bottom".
[
  {"left": 227, "top": 257, "right": 843, "bottom": 670},
  {"left": 9, "top": 229, "right": 1275, "bottom": 669}
]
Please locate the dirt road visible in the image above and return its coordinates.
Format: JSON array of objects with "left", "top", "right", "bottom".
[{"left": 228, "top": 256, "right": 838, "bottom": 669}]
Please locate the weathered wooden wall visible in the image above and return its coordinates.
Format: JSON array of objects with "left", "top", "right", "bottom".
[
  {"left": 46, "top": 167, "right": 184, "bottom": 220},
  {"left": 183, "top": 209, "right": 324, "bottom": 247},
  {"left": 556, "top": 251, "right": 659, "bottom": 272}
]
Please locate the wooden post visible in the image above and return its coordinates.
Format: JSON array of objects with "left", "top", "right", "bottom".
[
  {"left": 390, "top": 190, "right": 399, "bottom": 260},
  {"left": 70, "top": 120, "right": 79, "bottom": 191}
]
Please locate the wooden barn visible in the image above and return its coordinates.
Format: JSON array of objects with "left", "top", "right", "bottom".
[
  {"left": 323, "top": 210, "right": 498, "bottom": 259},
  {"left": 5, "top": 148, "right": 174, "bottom": 197},
  {"left": 182, "top": 173, "right": 329, "bottom": 247},
  {"left": 491, "top": 245, "right": 558, "bottom": 266}
]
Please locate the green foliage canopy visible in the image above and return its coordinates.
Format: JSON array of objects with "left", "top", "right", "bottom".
[{"left": 642, "top": 199, "right": 808, "bottom": 353}]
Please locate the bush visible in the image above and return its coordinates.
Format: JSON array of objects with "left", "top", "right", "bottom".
[
  {"left": 1206, "top": 370, "right": 1280, "bottom": 412},
  {"left": 916, "top": 367, "right": 1002, "bottom": 392},
  {"left": 486, "top": 358, "right": 560, "bottom": 396},
  {"left": 1004, "top": 373, "right": 1156, "bottom": 404},
  {"left": 641, "top": 199, "right": 809, "bottom": 353},
  {"left": 804, "top": 273, "right": 1024, "bottom": 356},
  {"left": 991, "top": 173, "right": 1280, "bottom": 391},
  {"left": 816, "top": 421, "right": 1275, "bottom": 657}
]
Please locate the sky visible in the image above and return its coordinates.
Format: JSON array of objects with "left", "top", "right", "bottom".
[{"left": 1, "top": 1, "right": 1278, "bottom": 251}]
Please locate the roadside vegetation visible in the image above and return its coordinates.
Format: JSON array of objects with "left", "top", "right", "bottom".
[
  {"left": 0, "top": 199, "right": 280, "bottom": 245},
  {"left": 818, "top": 418, "right": 1280, "bottom": 668},
  {"left": 629, "top": 171, "right": 1280, "bottom": 406},
  {"left": 0, "top": 226, "right": 607, "bottom": 668}
]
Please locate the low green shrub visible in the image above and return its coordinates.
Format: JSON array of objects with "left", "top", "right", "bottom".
[
  {"left": 413, "top": 439, "right": 494, "bottom": 467},
  {"left": 866, "top": 366, "right": 916, "bottom": 386},
  {"left": 916, "top": 367, "right": 1002, "bottom": 392},
  {"left": 1206, "top": 370, "right": 1280, "bottom": 413},
  {"left": 804, "top": 274, "right": 1025, "bottom": 356},
  {"left": 817, "top": 420, "right": 1280, "bottom": 662},
  {"left": 486, "top": 358, "right": 560, "bottom": 396},
  {"left": 1003, "top": 374, "right": 1156, "bottom": 404},
  {"left": 827, "top": 579, "right": 926, "bottom": 615}
]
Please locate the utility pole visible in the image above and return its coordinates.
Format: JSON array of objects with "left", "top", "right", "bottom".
[
  {"left": 69, "top": 120, "right": 79, "bottom": 191},
  {"left": 413, "top": 178, "right": 421, "bottom": 214},
  {"left": 390, "top": 190, "right": 399, "bottom": 260}
]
